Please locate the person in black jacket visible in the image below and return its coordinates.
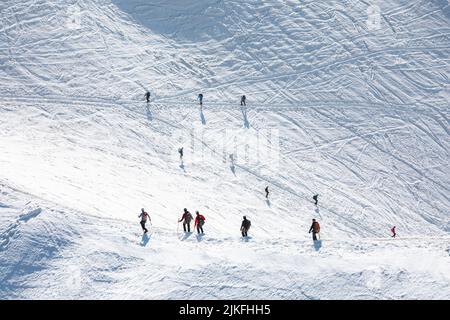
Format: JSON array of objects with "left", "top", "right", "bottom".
[
  {"left": 240, "top": 95, "right": 246, "bottom": 106},
  {"left": 241, "top": 216, "right": 251, "bottom": 237}
]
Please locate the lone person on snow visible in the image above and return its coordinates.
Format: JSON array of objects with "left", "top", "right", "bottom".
[
  {"left": 265, "top": 186, "right": 269, "bottom": 199},
  {"left": 194, "top": 211, "right": 206, "bottom": 235},
  {"left": 198, "top": 93, "right": 203, "bottom": 106},
  {"left": 179, "top": 208, "right": 193, "bottom": 233},
  {"left": 313, "top": 194, "right": 319, "bottom": 206},
  {"left": 309, "top": 218, "right": 320, "bottom": 241},
  {"left": 391, "top": 226, "right": 396, "bottom": 238},
  {"left": 145, "top": 91, "right": 151, "bottom": 103},
  {"left": 139, "top": 208, "right": 151, "bottom": 233},
  {"left": 178, "top": 147, "right": 184, "bottom": 161},
  {"left": 241, "top": 216, "right": 251, "bottom": 237},
  {"left": 240, "top": 95, "right": 246, "bottom": 106}
]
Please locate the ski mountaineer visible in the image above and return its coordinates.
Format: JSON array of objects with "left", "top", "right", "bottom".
[
  {"left": 194, "top": 211, "right": 206, "bottom": 234},
  {"left": 198, "top": 93, "right": 203, "bottom": 106},
  {"left": 179, "top": 208, "right": 193, "bottom": 233},
  {"left": 309, "top": 218, "right": 320, "bottom": 241},
  {"left": 391, "top": 226, "right": 396, "bottom": 238},
  {"left": 240, "top": 95, "right": 246, "bottom": 106},
  {"left": 313, "top": 194, "right": 319, "bottom": 206},
  {"left": 241, "top": 216, "right": 251, "bottom": 237},
  {"left": 145, "top": 91, "right": 151, "bottom": 103},
  {"left": 265, "top": 186, "right": 269, "bottom": 199},
  {"left": 139, "top": 208, "right": 151, "bottom": 233},
  {"left": 178, "top": 147, "right": 184, "bottom": 160}
]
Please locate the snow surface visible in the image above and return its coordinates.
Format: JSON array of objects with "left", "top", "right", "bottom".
[{"left": 0, "top": 0, "right": 449, "bottom": 299}]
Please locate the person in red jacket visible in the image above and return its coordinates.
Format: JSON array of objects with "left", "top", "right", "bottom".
[
  {"left": 391, "top": 226, "right": 396, "bottom": 238},
  {"left": 194, "top": 211, "right": 206, "bottom": 235}
]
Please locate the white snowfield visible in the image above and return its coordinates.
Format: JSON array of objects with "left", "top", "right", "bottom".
[{"left": 0, "top": 0, "right": 449, "bottom": 299}]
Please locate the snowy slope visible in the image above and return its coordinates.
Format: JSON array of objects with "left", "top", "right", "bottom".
[{"left": 0, "top": 0, "right": 449, "bottom": 299}]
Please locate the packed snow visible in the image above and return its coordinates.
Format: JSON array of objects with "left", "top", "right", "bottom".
[{"left": 0, "top": 0, "right": 449, "bottom": 299}]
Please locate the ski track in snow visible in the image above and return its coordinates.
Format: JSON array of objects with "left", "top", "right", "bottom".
[{"left": 0, "top": 0, "right": 449, "bottom": 299}]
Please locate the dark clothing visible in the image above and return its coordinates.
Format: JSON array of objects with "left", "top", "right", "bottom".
[
  {"left": 265, "top": 187, "right": 269, "bottom": 199},
  {"left": 391, "top": 227, "right": 396, "bottom": 238},
  {"left": 140, "top": 221, "right": 148, "bottom": 233},
  {"left": 145, "top": 92, "right": 150, "bottom": 103},
  {"left": 241, "top": 218, "right": 251, "bottom": 237},
  {"left": 241, "top": 95, "right": 246, "bottom": 106},
  {"left": 313, "top": 195, "right": 318, "bottom": 205},
  {"left": 309, "top": 221, "right": 320, "bottom": 241},
  {"left": 198, "top": 94, "right": 203, "bottom": 106},
  {"left": 180, "top": 211, "right": 193, "bottom": 232},
  {"left": 197, "top": 225, "right": 204, "bottom": 234}
]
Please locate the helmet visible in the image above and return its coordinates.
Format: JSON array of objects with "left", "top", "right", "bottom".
[{"left": 196, "top": 211, "right": 199, "bottom": 214}]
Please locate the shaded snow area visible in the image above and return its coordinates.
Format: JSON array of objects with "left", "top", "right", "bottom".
[{"left": 0, "top": 0, "right": 449, "bottom": 299}]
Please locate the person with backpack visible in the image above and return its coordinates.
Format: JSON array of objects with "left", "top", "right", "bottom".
[
  {"left": 139, "top": 208, "right": 151, "bottom": 233},
  {"left": 391, "top": 226, "right": 396, "bottom": 238},
  {"left": 145, "top": 91, "right": 151, "bottom": 103},
  {"left": 178, "top": 208, "right": 193, "bottom": 232},
  {"left": 313, "top": 194, "right": 319, "bottom": 206},
  {"left": 194, "top": 211, "right": 206, "bottom": 234},
  {"left": 240, "top": 95, "right": 246, "bottom": 106},
  {"left": 308, "top": 218, "right": 320, "bottom": 241},
  {"left": 198, "top": 93, "right": 203, "bottom": 106},
  {"left": 241, "top": 216, "right": 251, "bottom": 237},
  {"left": 265, "top": 186, "right": 269, "bottom": 199}
]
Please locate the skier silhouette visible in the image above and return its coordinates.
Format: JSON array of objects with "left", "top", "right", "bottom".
[
  {"left": 145, "top": 91, "right": 151, "bottom": 103},
  {"left": 265, "top": 186, "right": 269, "bottom": 199},
  {"left": 178, "top": 147, "right": 184, "bottom": 160},
  {"left": 198, "top": 93, "right": 203, "bottom": 106}
]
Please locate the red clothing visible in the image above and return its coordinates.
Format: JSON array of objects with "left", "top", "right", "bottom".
[{"left": 194, "top": 215, "right": 206, "bottom": 226}]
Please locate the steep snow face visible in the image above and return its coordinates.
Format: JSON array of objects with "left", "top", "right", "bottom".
[{"left": 0, "top": 0, "right": 449, "bottom": 299}]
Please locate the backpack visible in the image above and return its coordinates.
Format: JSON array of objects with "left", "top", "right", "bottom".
[{"left": 313, "top": 222, "right": 320, "bottom": 233}]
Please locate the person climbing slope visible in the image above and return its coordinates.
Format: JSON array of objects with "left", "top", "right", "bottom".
[
  {"left": 265, "top": 186, "right": 269, "bottom": 199},
  {"left": 391, "top": 226, "right": 396, "bottom": 238},
  {"left": 179, "top": 208, "right": 193, "bottom": 233},
  {"left": 241, "top": 216, "right": 251, "bottom": 237},
  {"left": 139, "top": 208, "right": 151, "bottom": 233},
  {"left": 198, "top": 93, "right": 203, "bottom": 106},
  {"left": 178, "top": 147, "right": 184, "bottom": 161},
  {"left": 145, "top": 91, "right": 151, "bottom": 103},
  {"left": 313, "top": 194, "right": 319, "bottom": 206},
  {"left": 308, "top": 218, "right": 320, "bottom": 241},
  {"left": 240, "top": 95, "right": 246, "bottom": 106},
  {"left": 194, "top": 211, "right": 206, "bottom": 235}
]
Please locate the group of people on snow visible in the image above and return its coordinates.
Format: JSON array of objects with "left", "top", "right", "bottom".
[
  {"left": 179, "top": 208, "right": 206, "bottom": 235},
  {"left": 141, "top": 90, "right": 398, "bottom": 241},
  {"left": 145, "top": 91, "right": 247, "bottom": 107}
]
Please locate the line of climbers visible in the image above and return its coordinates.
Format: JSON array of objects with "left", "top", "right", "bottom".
[{"left": 144, "top": 91, "right": 246, "bottom": 107}]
